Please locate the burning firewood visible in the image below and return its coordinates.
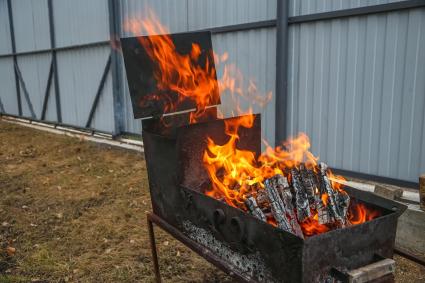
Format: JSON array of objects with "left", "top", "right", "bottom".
[
  {"left": 264, "top": 175, "right": 304, "bottom": 238},
  {"left": 291, "top": 168, "right": 312, "bottom": 222},
  {"left": 275, "top": 176, "right": 304, "bottom": 238},
  {"left": 318, "top": 162, "right": 350, "bottom": 226},
  {"left": 299, "top": 164, "right": 318, "bottom": 206},
  {"left": 245, "top": 196, "right": 267, "bottom": 222}
]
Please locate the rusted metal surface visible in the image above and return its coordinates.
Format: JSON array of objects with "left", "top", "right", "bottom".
[{"left": 141, "top": 114, "right": 407, "bottom": 282}]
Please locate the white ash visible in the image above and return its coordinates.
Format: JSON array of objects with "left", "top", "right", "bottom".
[{"left": 182, "top": 220, "right": 276, "bottom": 283}]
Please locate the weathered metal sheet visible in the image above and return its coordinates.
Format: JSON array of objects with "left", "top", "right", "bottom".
[
  {"left": 289, "top": 0, "right": 410, "bottom": 16},
  {"left": 287, "top": 8, "right": 425, "bottom": 182},
  {"left": 120, "top": 32, "right": 219, "bottom": 119},
  {"left": 52, "top": 0, "right": 110, "bottom": 48},
  {"left": 11, "top": 0, "right": 50, "bottom": 52},
  {"left": 56, "top": 45, "right": 114, "bottom": 133},
  {"left": 141, "top": 112, "right": 405, "bottom": 282},
  {"left": 0, "top": 57, "right": 18, "bottom": 114},
  {"left": 187, "top": 0, "right": 276, "bottom": 30}
]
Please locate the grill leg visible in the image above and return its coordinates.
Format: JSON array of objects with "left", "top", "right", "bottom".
[{"left": 147, "top": 214, "right": 162, "bottom": 283}]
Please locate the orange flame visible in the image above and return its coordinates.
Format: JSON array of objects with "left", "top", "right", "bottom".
[
  {"left": 301, "top": 215, "right": 330, "bottom": 236},
  {"left": 348, "top": 203, "right": 381, "bottom": 225},
  {"left": 203, "top": 128, "right": 321, "bottom": 207},
  {"left": 203, "top": 118, "right": 381, "bottom": 236},
  {"left": 124, "top": 10, "right": 219, "bottom": 123},
  {"left": 124, "top": 10, "right": 381, "bottom": 236},
  {"left": 123, "top": 10, "right": 272, "bottom": 123}
]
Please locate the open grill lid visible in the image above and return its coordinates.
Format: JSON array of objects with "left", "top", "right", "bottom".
[{"left": 120, "top": 31, "right": 220, "bottom": 119}]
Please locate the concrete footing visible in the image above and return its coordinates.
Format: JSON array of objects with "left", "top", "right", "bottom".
[{"left": 395, "top": 204, "right": 425, "bottom": 262}]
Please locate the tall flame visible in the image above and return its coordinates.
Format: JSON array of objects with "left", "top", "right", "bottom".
[
  {"left": 203, "top": 128, "right": 320, "bottom": 207},
  {"left": 124, "top": 11, "right": 219, "bottom": 122},
  {"left": 123, "top": 10, "right": 272, "bottom": 123},
  {"left": 125, "top": 10, "right": 381, "bottom": 237}
]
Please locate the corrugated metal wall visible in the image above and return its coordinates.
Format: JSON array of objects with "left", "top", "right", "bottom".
[
  {"left": 119, "top": 0, "right": 277, "bottom": 145},
  {"left": 287, "top": 4, "right": 425, "bottom": 182},
  {"left": 0, "top": 0, "right": 424, "bottom": 183},
  {"left": 0, "top": 0, "right": 114, "bottom": 133},
  {"left": 289, "top": 0, "right": 409, "bottom": 16}
]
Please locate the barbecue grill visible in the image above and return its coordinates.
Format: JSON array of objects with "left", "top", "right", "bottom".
[{"left": 120, "top": 31, "right": 407, "bottom": 283}]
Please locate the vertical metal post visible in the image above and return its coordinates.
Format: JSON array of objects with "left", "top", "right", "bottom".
[
  {"left": 147, "top": 214, "right": 162, "bottom": 283},
  {"left": 41, "top": 59, "right": 54, "bottom": 120},
  {"left": 420, "top": 174, "right": 425, "bottom": 211},
  {"left": 7, "top": 0, "right": 22, "bottom": 116},
  {"left": 275, "top": 0, "right": 289, "bottom": 146},
  {"left": 47, "top": 0, "right": 62, "bottom": 123},
  {"left": 0, "top": 97, "right": 5, "bottom": 113},
  {"left": 108, "top": 0, "right": 124, "bottom": 136}
]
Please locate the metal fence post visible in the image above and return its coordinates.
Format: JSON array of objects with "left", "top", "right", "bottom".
[
  {"left": 108, "top": 0, "right": 124, "bottom": 137},
  {"left": 275, "top": 0, "right": 289, "bottom": 146},
  {"left": 6, "top": 0, "right": 22, "bottom": 116},
  {"left": 47, "top": 0, "right": 62, "bottom": 123}
]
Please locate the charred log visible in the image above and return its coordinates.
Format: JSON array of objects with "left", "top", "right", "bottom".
[
  {"left": 275, "top": 176, "right": 304, "bottom": 238},
  {"left": 245, "top": 196, "right": 267, "bottom": 222},
  {"left": 318, "top": 162, "right": 350, "bottom": 226},
  {"left": 299, "top": 164, "right": 318, "bottom": 206},
  {"left": 255, "top": 189, "right": 269, "bottom": 208},
  {"left": 264, "top": 175, "right": 304, "bottom": 238},
  {"left": 291, "top": 168, "right": 312, "bottom": 222}
]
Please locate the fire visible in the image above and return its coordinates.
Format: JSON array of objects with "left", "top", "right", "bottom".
[
  {"left": 124, "top": 10, "right": 381, "bottom": 237},
  {"left": 123, "top": 10, "right": 272, "bottom": 123},
  {"left": 124, "top": 10, "right": 219, "bottom": 123},
  {"left": 203, "top": 128, "right": 319, "bottom": 207},
  {"left": 203, "top": 117, "right": 381, "bottom": 236},
  {"left": 348, "top": 203, "right": 381, "bottom": 225},
  {"left": 301, "top": 217, "right": 330, "bottom": 236}
]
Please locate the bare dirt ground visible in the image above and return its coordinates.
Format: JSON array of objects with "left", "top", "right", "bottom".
[{"left": 0, "top": 120, "right": 424, "bottom": 283}]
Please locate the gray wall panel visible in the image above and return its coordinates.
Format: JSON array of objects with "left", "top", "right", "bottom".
[
  {"left": 120, "top": 0, "right": 188, "bottom": 37},
  {"left": 44, "top": 80, "right": 57, "bottom": 122},
  {"left": 289, "top": 0, "right": 409, "bottom": 16},
  {"left": 122, "top": 60, "right": 142, "bottom": 134},
  {"left": 0, "top": 0, "right": 11, "bottom": 55},
  {"left": 0, "top": 57, "right": 18, "bottom": 114},
  {"left": 53, "top": 0, "right": 109, "bottom": 47},
  {"left": 17, "top": 53, "right": 51, "bottom": 118},
  {"left": 12, "top": 0, "right": 50, "bottom": 52},
  {"left": 91, "top": 71, "right": 115, "bottom": 133},
  {"left": 188, "top": 0, "right": 276, "bottom": 30},
  {"left": 56, "top": 45, "right": 114, "bottom": 132},
  {"left": 287, "top": 8, "right": 425, "bottom": 182},
  {"left": 212, "top": 28, "right": 276, "bottom": 146}
]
